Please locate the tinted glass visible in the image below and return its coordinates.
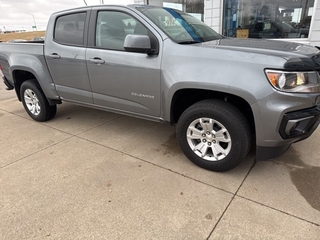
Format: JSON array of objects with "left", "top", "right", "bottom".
[
  {"left": 138, "top": 7, "right": 222, "bottom": 43},
  {"left": 96, "top": 11, "right": 148, "bottom": 51},
  {"left": 164, "top": 0, "right": 205, "bottom": 21},
  {"left": 54, "top": 12, "right": 86, "bottom": 45}
]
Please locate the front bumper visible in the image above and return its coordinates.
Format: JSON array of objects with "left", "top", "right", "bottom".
[
  {"left": 279, "top": 106, "right": 320, "bottom": 140},
  {"left": 2, "top": 75, "right": 14, "bottom": 90},
  {"left": 256, "top": 105, "right": 320, "bottom": 161}
]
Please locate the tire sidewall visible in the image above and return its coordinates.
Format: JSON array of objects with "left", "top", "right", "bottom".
[
  {"left": 177, "top": 101, "right": 249, "bottom": 172},
  {"left": 20, "top": 80, "right": 49, "bottom": 122}
]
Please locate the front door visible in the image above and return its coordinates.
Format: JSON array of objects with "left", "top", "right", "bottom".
[{"left": 86, "top": 9, "right": 161, "bottom": 117}]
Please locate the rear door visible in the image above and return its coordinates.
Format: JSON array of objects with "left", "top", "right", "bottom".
[
  {"left": 86, "top": 7, "right": 162, "bottom": 118},
  {"left": 45, "top": 11, "right": 93, "bottom": 103}
]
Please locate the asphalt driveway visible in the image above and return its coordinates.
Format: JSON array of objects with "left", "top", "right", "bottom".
[{"left": 0, "top": 85, "right": 319, "bottom": 239}]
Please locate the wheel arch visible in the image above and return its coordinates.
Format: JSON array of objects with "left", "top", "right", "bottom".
[
  {"left": 12, "top": 69, "right": 60, "bottom": 106},
  {"left": 8, "top": 53, "right": 60, "bottom": 104},
  {"left": 12, "top": 70, "right": 39, "bottom": 101},
  {"left": 170, "top": 89, "right": 255, "bottom": 135}
]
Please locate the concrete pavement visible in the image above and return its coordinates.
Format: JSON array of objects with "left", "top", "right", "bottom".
[{"left": 0, "top": 85, "right": 319, "bottom": 239}]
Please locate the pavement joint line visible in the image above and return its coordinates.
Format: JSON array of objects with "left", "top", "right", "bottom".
[
  {"left": 3, "top": 124, "right": 319, "bottom": 229},
  {"left": 1, "top": 107, "right": 235, "bottom": 196},
  {"left": 0, "top": 108, "right": 42, "bottom": 123},
  {"left": 0, "top": 113, "right": 123, "bottom": 170},
  {"left": 236, "top": 195, "right": 320, "bottom": 227},
  {"left": 206, "top": 160, "right": 257, "bottom": 240},
  {"left": 0, "top": 107, "right": 22, "bottom": 115},
  {"left": 70, "top": 115, "right": 123, "bottom": 137},
  {"left": 37, "top": 114, "right": 124, "bottom": 137},
  {"left": 73, "top": 134, "right": 236, "bottom": 196},
  {"left": 0, "top": 135, "right": 75, "bottom": 170},
  {"left": 5, "top": 105, "right": 317, "bottom": 228},
  {"left": 0, "top": 105, "right": 123, "bottom": 137}
]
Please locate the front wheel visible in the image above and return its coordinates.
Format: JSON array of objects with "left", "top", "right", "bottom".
[
  {"left": 176, "top": 99, "right": 251, "bottom": 172},
  {"left": 20, "top": 80, "right": 57, "bottom": 122}
]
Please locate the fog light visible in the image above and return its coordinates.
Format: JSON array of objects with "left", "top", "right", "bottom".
[{"left": 285, "top": 116, "right": 313, "bottom": 135}]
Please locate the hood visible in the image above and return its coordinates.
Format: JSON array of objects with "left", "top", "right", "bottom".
[{"left": 200, "top": 38, "right": 320, "bottom": 71}]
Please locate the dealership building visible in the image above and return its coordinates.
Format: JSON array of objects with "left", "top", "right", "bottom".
[{"left": 135, "top": 0, "right": 320, "bottom": 46}]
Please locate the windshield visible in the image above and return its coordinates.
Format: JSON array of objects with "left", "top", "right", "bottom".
[{"left": 137, "top": 7, "right": 222, "bottom": 44}]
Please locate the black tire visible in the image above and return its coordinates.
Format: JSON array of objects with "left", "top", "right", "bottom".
[
  {"left": 20, "top": 79, "right": 57, "bottom": 122},
  {"left": 176, "top": 99, "right": 251, "bottom": 172}
]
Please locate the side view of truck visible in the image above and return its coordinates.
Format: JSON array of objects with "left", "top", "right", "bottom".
[{"left": 1, "top": 4, "right": 320, "bottom": 172}]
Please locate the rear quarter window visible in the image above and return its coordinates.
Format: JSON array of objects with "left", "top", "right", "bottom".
[{"left": 54, "top": 12, "right": 86, "bottom": 45}]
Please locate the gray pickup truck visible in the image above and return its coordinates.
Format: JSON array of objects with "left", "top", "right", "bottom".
[{"left": 1, "top": 5, "right": 320, "bottom": 172}]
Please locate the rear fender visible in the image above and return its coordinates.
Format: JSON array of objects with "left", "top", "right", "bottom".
[{"left": 9, "top": 54, "right": 60, "bottom": 101}]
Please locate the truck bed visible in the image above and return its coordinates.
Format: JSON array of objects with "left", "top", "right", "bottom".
[{"left": 0, "top": 42, "right": 45, "bottom": 81}]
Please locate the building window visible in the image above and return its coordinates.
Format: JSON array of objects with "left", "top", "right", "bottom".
[
  {"left": 164, "top": 0, "right": 204, "bottom": 21},
  {"left": 223, "top": 0, "right": 314, "bottom": 39}
]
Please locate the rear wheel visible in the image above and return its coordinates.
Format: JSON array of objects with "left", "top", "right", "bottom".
[
  {"left": 20, "top": 80, "right": 57, "bottom": 122},
  {"left": 176, "top": 99, "right": 251, "bottom": 172}
]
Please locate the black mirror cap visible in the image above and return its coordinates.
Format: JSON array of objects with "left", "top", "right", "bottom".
[{"left": 124, "top": 34, "right": 155, "bottom": 55}]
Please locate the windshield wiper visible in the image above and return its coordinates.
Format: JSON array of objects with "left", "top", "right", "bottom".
[{"left": 178, "top": 40, "right": 201, "bottom": 44}]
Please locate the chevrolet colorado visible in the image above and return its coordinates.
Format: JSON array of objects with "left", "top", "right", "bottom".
[{"left": 1, "top": 4, "right": 320, "bottom": 171}]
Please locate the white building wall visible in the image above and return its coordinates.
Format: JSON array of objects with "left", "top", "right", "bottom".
[
  {"left": 134, "top": 0, "right": 163, "bottom": 5},
  {"left": 204, "top": 0, "right": 222, "bottom": 33},
  {"left": 309, "top": 0, "right": 320, "bottom": 46},
  {"left": 134, "top": 0, "right": 145, "bottom": 4},
  {"left": 148, "top": 0, "right": 163, "bottom": 6}
]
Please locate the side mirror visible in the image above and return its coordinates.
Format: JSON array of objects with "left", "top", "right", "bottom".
[{"left": 124, "top": 34, "right": 154, "bottom": 54}]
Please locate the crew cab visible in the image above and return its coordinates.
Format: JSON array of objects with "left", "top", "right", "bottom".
[{"left": 1, "top": 4, "right": 320, "bottom": 172}]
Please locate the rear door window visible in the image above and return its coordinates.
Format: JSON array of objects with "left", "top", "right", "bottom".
[{"left": 54, "top": 12, "right": 86, "bottom": 45}]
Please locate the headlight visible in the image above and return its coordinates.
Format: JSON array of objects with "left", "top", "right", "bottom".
[{"left": 265, "top": 70, "right": 320, "bottom": 92}]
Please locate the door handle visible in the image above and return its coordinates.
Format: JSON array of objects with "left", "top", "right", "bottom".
[
  {"left": 48, "top": 53, "right": 61, "bottom": 59},
  {"left": 89, "top": 57, "right": 105, "bottom": 64}
]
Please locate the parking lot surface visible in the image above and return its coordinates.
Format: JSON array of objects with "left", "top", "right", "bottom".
[{"left": 1, "top": 85, "right": 319, "bottom": 239}]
